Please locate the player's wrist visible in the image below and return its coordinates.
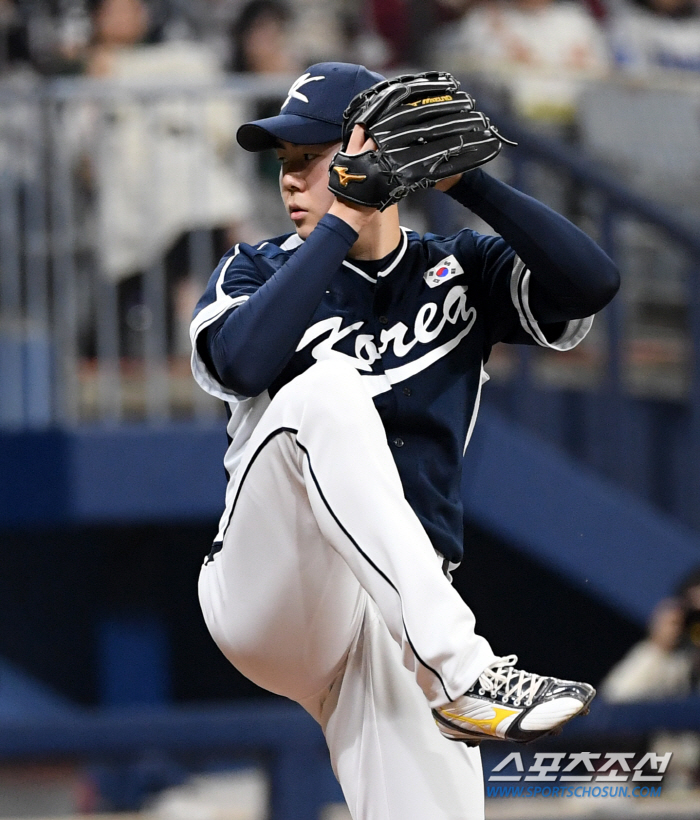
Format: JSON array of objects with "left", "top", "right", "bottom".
[
  {"left": 328, "top": 198, "right": 376, "bottom": 233},
  {"left": 443, "top": 167, "right": 490, "bottom": 208}
]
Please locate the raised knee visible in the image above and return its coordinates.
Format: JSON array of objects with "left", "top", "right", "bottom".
[
  {"left": 282, "top": 361, "right": 369, "bottom": 418},
  {"left": 205, "top": 610, "right": 266, "bottom": 675},
  {"left": 298, "top": 360, "right": 363, "bottom": 392},
  {"left": 204, "top": 616, "right": 329, "bottom": 703}
]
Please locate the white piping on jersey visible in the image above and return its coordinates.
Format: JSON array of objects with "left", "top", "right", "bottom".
[
  {"left": 510, "top": 256, "right": 594, "bottom": 351},
  {"left": 342, "top": 261, "right": 377, "bottom": 283},
  {"left": 378, "top": 227, "right": 409, "bottom": 277},
  {"left": 463, "top": 366, "right": 489, "bottom": 455},
  {"left": 341, "top": 227, "right": 409, "bottom": 282},
  {"left": 190, "top": 247, "right": 243, "bottom": 333},
  {"left": 280, "top": 233, "right": 304, "bottom": 251},
  {"left": 197, "top": 250, "right": 246, "bottom": 325},
  {"left": 280, "top": 225, "right": 410, "bottom": 285},
  {"left": 217, "top": 249, "right": 239, "bottom": 300},
  {"left": 189, "top": 246, "right": 252, "bottom": 403},
  {"left": 213, "top": 390, "right": 272, "bottom": 543}
]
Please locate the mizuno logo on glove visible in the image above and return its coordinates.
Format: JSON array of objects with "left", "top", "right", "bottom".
[
  {"left": 332, "top": 166, "right": 368, "bottom": 187},
  {"left": 406, "top": 95, "right": 453, "bottom": 107}
]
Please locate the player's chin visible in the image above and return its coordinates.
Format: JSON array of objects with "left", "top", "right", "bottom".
[{"left": 291, "top": 213, "right": 319, "bottom": 239}]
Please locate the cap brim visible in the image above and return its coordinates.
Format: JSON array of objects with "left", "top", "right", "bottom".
[{"left": 236, "top": 114, "right": 343, "bottom": 152}]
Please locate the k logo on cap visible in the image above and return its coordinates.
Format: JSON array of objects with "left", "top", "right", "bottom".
[
  {"left": 236, "top": 62, "right": 386, "bottom": 152},
  {"left": 282, "top": 73, "right": 325, "bottom": 109}
]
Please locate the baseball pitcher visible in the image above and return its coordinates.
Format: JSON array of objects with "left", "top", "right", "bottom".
[{"left": 191, "top": 63, "right": 619, "bottom": 819}]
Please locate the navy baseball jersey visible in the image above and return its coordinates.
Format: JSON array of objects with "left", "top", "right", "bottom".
[{"left": 191, "top": 205, "right": 593, "bottom": 564}]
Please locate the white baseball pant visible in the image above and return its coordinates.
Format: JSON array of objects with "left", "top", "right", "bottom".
[{"left": 198, "top": 360, "right": 497, "bottom": 820}]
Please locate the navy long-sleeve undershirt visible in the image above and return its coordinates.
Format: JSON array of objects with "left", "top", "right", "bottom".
[
  {"left": 199, "top": 171, "right": 619, "bottom": 397},
  {"left": 448, "top": 169, "right": 620, "bottom": 323},
  {"left": 200, "top": 214, "right": 358, "bottom": 397}
]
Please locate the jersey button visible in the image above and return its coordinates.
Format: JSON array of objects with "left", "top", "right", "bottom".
[
  {"left": 403, "top": 387, "right": 412, "bottom": 397},
  {"left": 379, "top": 316, "right": 389, "bottom": 324},
  {"left": 392, "top": 437, "right": 404, "bottom": 447}
]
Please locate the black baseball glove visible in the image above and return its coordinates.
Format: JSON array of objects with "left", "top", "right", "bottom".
[{"left": 328, "top": 71, "right": 514, "bottom": 211}]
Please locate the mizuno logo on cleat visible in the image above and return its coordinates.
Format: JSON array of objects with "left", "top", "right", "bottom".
[
  {"left": 332, "top": 166, "right": 367, "bottom": 187},
  {"left": 439, "top": 705, "right": 518, "bottom": 736}
]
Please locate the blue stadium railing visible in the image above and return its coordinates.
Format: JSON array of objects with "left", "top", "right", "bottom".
[{"left": 0, "top": 700, "right": 342, "bottom": 819}]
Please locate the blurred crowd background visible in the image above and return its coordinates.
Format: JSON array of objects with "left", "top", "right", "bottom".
[
  {"left": 2, "top": 0, "right": 700, "bottom": 818},
  {"left": 2, "top": 0, "right": 699, "bottom": 414},
  {"left": 4, "top": 0, "right": 700, "bottom": 81}
]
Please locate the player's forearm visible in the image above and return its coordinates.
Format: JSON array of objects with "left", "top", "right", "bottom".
[
  {"left": 204, "top": 214, "right": 358, "bottom": 396},
  {"left": 449, "top": 169, "right": 620, "bottom": 322}
]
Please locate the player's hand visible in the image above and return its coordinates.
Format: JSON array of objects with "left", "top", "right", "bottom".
[
  {"left": 328, "top": 125, "right": 380, "bottom": 233},
  {"left": 338, "top": 135, "right": 462, "bottom": 194},
  {"left": 345, "top": 123, "right": 377, "bottom": 155}
]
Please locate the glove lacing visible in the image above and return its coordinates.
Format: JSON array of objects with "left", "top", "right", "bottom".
[
  {"left": 374, "top": 145, "right": 414, "bottom": 207},
  {"left": 473, "top": 655, "right": 548, "bottom": 707},
  {"left": 428, "top": 134, "right": 470, "bottom": 175},
  {"left": 489, "top": 123, "right": 518, "bottom": 147},
  {"left": 374, "top": 145, "right": 402, "bottom": 184}
]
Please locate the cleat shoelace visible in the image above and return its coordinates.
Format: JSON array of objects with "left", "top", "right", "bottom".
[{"left": 473, "top": 655, "right": 548, "bottom": 707}]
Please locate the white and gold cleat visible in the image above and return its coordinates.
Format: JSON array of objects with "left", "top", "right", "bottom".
[{"left": 433, "top": 655, "right": 595, "bottom": 745}]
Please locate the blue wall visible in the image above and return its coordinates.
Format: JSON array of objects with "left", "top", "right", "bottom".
[
  {"left": 0, "top": 424, "right": 227, "bottom": 526},
  {"left": 462, "top": 407, "right": 700, "bottom": 625}
]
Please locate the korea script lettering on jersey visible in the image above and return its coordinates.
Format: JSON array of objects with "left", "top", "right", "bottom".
[
  {"left": 191, "top": 226, "right": 592, "bottom": 563},
  {"left": 296, "top": 268, "right": 475, "bottom": 398}
]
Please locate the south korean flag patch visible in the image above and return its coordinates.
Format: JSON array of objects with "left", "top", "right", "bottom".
[{"left": 424, "top": 255, "right": 464, "bottom": 288}]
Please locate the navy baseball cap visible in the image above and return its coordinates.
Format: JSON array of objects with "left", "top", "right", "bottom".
[{"left": 236, "top": 62, "right": 385, "bottom": 152}]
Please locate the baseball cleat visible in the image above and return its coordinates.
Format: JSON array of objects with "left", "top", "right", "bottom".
[{"left": 432, "top": 654, "right": 595, "bottom": 744}]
